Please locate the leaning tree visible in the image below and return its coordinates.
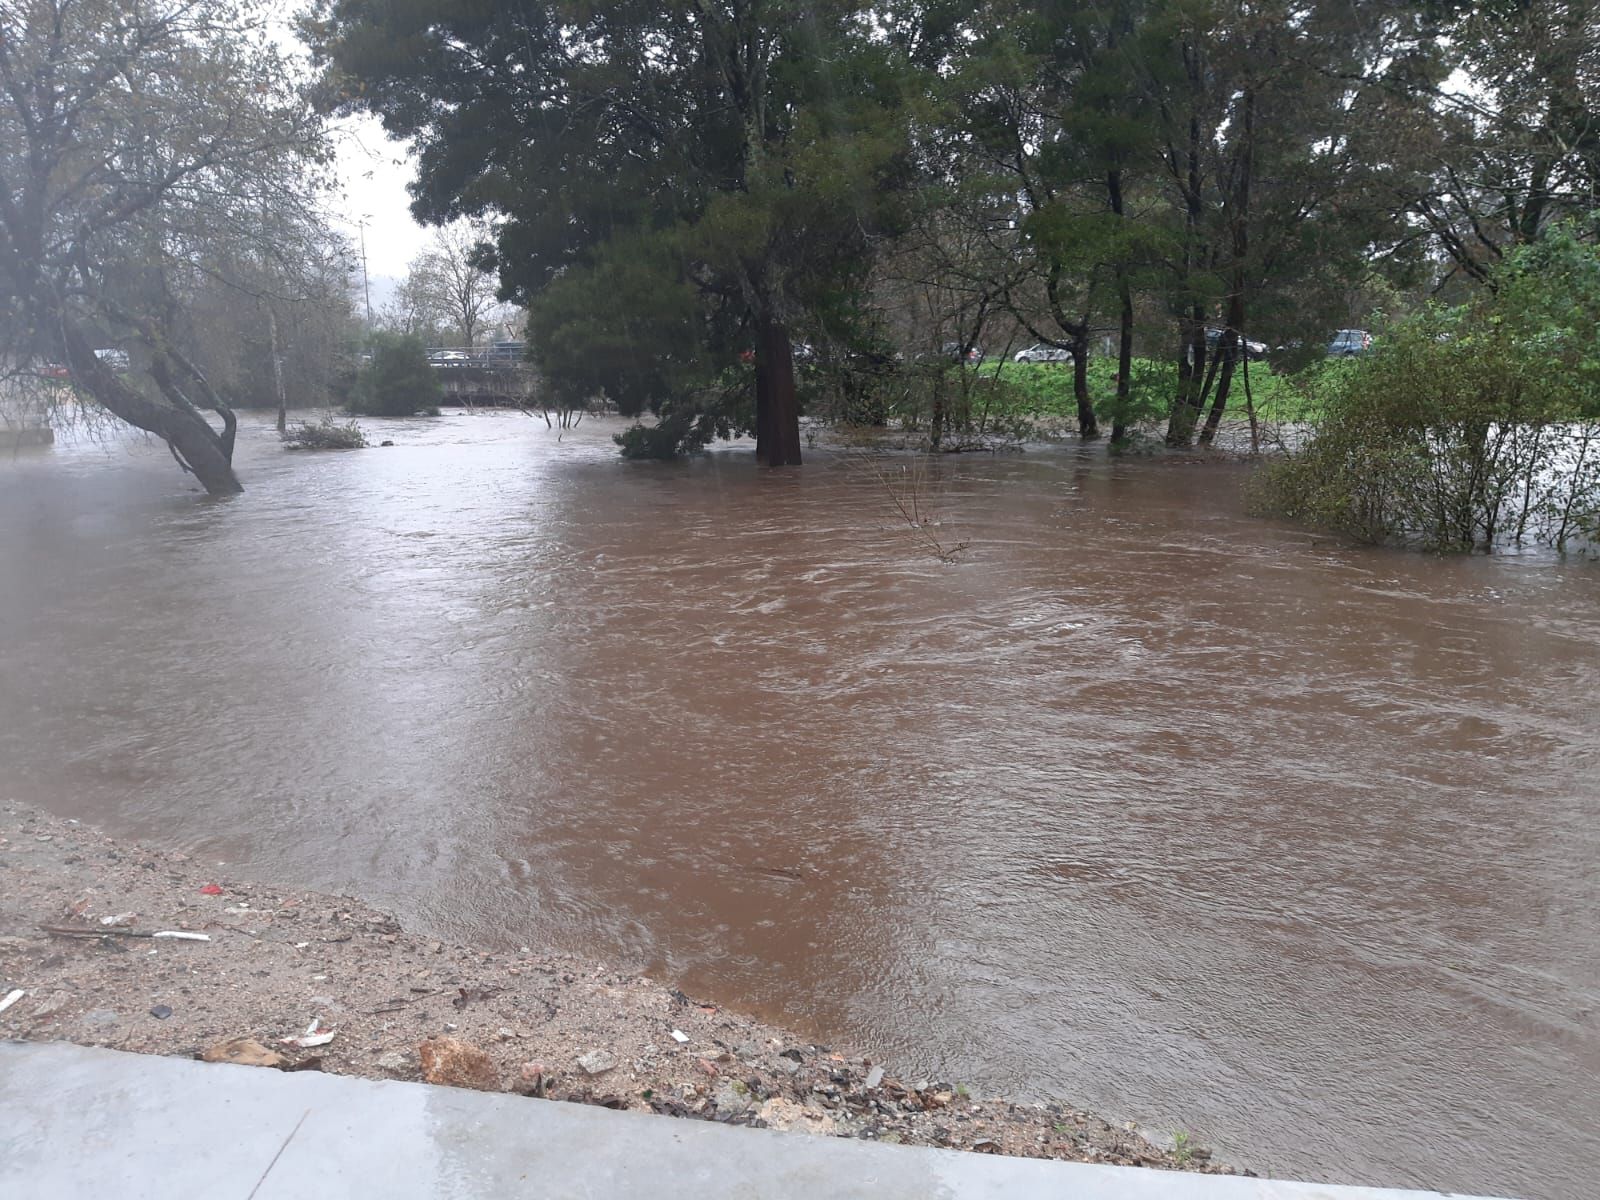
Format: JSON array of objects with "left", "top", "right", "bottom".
[{"left": 0, "top": 0, "right": 327, "bottom": 494}]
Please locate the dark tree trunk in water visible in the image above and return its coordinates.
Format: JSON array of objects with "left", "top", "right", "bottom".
[
  {"left": 1167, "top": 47, "right": 1209, "bottom": 450},
  {"left": 1199, "top": 87, "right": 1254, "bottom": 450},
  {"left": 1197, "top": 335, "right": 1238, "bottom": 446},
  {"left": 1072, "top": 328, "right": 1098, "bottom": 440},
  {"left": 1113, "top": 280, "right": 1134, "bottom": 444},
  {"left": 1107, "top": 168, "right": 1134, "bottom": 445},
  {"left": 269, "top": 309, "right": 287, "bottom": 434},
  {"left": 755, "top": 316, "right": 802, "bottom": 466},
  {"left": 1167, "top": 309, "right": 1208, "bottom": 446},
  {"left": 61, "top": 321, "right": 242, "bottom": 495}
]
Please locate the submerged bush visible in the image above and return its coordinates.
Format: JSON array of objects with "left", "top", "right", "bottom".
[
  {"left": 347, "top": 334, "right": 442, "bottom": 417},
  {"left": 614, "top": 396, "right": 740, "bottom": 460},
  {"left": 283, "top": 416, "right": 368, "bottom": 450},
  {"left": 1254, "top": 231, "right": 1600, "bottom": 552}
]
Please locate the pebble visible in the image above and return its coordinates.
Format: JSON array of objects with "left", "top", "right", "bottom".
[
  {"left": 418, "top": 1036, "right": 498, "bottom": 1091},
  {"left": 577, "top": 1049, "right": 617, "bottom": 1076},
  {"left": 712, "top": 1081, "right": 751, "bottom": 1115}
]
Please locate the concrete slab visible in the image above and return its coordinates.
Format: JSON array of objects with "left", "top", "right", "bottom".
[{"left": 0, "top": 1042, "right": 1512, "bottom": 1200}]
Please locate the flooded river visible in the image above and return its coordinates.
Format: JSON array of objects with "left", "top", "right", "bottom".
[{"left": 1, "top": 412, "right": 1596, "bottom": 1199}]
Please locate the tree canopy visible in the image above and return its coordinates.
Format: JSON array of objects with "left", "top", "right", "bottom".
[
  {"left": 316, "top": 0, "right": 922, "bottom": 463},
  {"left": 312, "top": 0, "right": 1600, "bottom": 460}
]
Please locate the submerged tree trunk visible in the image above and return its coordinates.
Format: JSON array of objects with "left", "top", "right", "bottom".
[
  {"left": 1113, "top": 281, "right": 1134, "bottom": 444},
  {"left": 1197, "top": 337, "right": 1238, "bottom": 446},
  {"left": 755, "top": 315, "right": 802, "bottom": 467},
  {"left": 1107, "top": 169, "right": 1134, "bottom": 445},
  {"left": 1199, "top": 88, "right": 1255, "bottom": 450},
  {"left": 1071, "top": 327, "right": 1098, "bottom": 440},
  {"left": 1166, "top": 309, "right": 1208, "bottom": 446},
  {"left": 61, "top": 321, "right": 242, "bottom": 495},
  {"left": 1241, "top": 345, "right": 1260, "bottom": 454},
  {"left": 269, "top": 308, "right": 287, "bottom": 434}
]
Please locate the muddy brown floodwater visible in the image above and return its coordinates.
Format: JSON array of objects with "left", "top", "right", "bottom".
[{"left": 1, "top": 412, "right": 1596, "bottom": 1199}]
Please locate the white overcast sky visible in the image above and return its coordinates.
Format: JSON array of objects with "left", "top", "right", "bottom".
[
  {"left": 327, "top": 114, "right": 431, "bottom": 284},
  {"left": 269, "top": 4, "right": 431, "bottom": 289}
]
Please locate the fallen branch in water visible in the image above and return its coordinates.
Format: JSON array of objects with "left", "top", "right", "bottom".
[{"left": 853, "top": 451, "right": 969, "bottom": 564}]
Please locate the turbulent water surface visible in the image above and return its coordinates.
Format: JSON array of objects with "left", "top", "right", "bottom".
[{"left": 1, "top": 411, "right": 1595, "bottom": 1199}]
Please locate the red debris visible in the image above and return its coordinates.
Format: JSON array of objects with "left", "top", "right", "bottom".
[{"left": 199, "top": 883, "right": 223, "bottom": 896}]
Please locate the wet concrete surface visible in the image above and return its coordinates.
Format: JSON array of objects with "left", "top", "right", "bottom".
[{"left": 0, "top": 1043, "right": 1515, "bottom": 1199}]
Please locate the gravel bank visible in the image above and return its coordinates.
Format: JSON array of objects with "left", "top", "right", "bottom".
[{"left": 0, "top": 804, "right": 1235, "bottom": 1175}]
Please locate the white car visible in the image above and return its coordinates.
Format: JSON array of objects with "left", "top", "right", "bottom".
[{"left": 1014, "top": 344, "right": 1071, "bottom": 363}]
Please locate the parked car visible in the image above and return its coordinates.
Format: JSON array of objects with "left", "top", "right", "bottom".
[
  {"left": 1014, "top": 343, "right": 1071, "bottom": 363},
  {"left": 36, "top": 363, "right": 71, "bottom": 380},
  {"left": 1204, "top": 327, "right": 1267, "bottom": 359},
  {"left": 93, "top": 348, "right": 130, "bottom": 370},
  {"left": 1327, "top": 329, "right": 1372, "bottom": 357},
  {"left": 942, "top": 341, "right": 984, "bottom": 364},
  {"left": 427, "top": 349, "right": 471, "bottom": 364}
]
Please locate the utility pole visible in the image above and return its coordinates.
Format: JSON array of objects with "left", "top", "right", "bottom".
[{"left": 357, "top": 217, "right": 373, "bottom": 327}]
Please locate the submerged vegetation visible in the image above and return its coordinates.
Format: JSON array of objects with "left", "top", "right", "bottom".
[
  {"left": 1254, "top": 229, "right": 1600, "bottom": 553},
  {"left": 283, "top": 417, "right": 368, "bottom": 451},
  {"left": 346, "top": 335, "right": 443, "bottom": 419}
]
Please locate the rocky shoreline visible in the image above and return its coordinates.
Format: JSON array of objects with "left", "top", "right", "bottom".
[{"left": 0, "top": 804, "right": 1234, "bottom": 1176}]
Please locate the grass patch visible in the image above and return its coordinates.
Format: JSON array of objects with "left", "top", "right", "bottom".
[{"left": 982, "top": 357, "right": 1332, "bottom": 427}]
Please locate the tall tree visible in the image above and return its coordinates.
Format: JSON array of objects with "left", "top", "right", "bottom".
[
  {"left": 315, "top": 0, "right": 916, "bottom": 464},
  {"left": 1126, "top": 0, "right": 1422, "bottom": 445},
  {"left": 1389, "top": 1, "right": 1600, "bottom": 288},
  {"left": 955, "top": 1, "right": 1161, "bottom": 442},
  {"left": 407, "top": 221, "right": 501, "bottom": 348}
]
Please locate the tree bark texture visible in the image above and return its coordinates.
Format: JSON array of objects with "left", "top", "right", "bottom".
[
  {"left": 755, "top": 316, "right": 802, "bottom": 466},
  {"left": 61, "top": 321, "right": 242, "bottom": 495}
]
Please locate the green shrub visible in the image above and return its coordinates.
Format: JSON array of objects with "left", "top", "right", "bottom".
[
  {"left": 614, "top": 395, "right": 739, "bottom": 459},
  {"left": 1253, "top": 286, "right": 1600, "bottom": 552},
  {"left": 347, "top": 334, "right": 442, "bottom": 417}
]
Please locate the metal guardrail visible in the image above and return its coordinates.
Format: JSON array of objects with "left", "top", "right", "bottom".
[{"left": 424, "top": 344, "right": 527, "bottom": 369}]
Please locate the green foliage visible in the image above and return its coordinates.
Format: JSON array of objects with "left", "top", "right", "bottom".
[
  {"left": 347, "top": 334, "right": 443, "bottom": 417},
  {"left": 526, "top": 234, "right": 730, "bottom": 420},
  {"left": 320, "top": 0, "right": 919, "bottom": 457},
  {"left": 1255, "top": 229, "right": 1600, "bottom": 551},
  {"left": 1492, "top": 220, "right": 1600, "bottom": 416},
  {"left": 282, "top": 416, "right": 368, "bottom": 450},
  {"left": 614, "top": 396, "right": 744, "bottom": 460}
]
